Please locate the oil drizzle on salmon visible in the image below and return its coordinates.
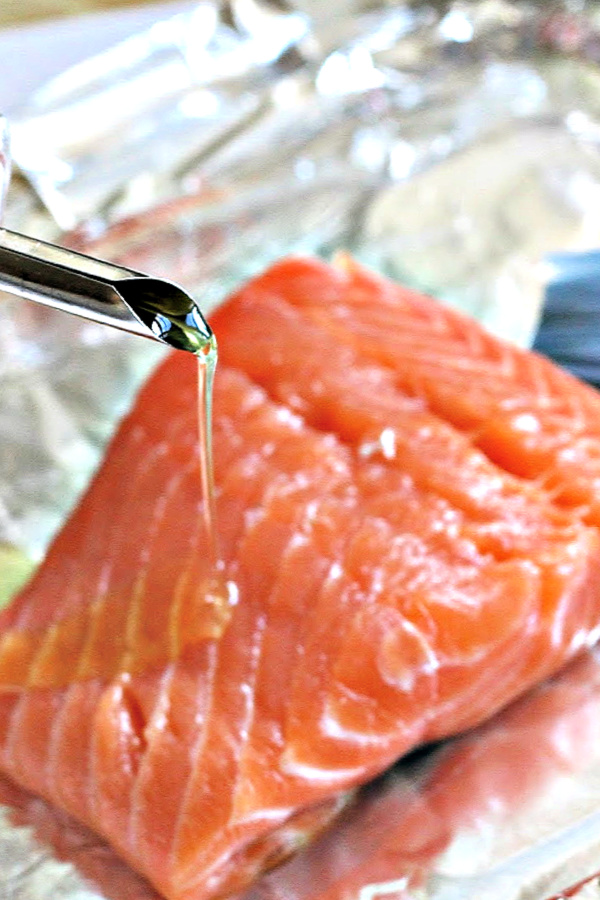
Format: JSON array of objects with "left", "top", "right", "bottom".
[
  {"left": 197, "top": 337, "right": 220, "bottom": 571},
  {"left": 129, "top": 280, "right": 222, "bottom": 566},
  {"left": 194, "top": 333, "right": 233, "bottom": 644},
  {"left": 0, "top": 293, "right": 233, "bottom": 690}
]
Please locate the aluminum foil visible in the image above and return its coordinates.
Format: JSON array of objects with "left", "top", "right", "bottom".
[{"left": 5, "top": 1, "right": 600, "bottom": 898}]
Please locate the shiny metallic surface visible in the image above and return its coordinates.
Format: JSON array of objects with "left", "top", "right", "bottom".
[
  {"left": 0, "top": 227, "right": 212, "bottom": 344},
  {"left": 4, "top": 2, "right": 600, "bottom": 898},
  {"left": 0, "top": 227, "right": 160, "bottom": 338}
]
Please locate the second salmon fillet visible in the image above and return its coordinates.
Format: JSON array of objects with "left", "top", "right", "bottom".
[{"left": 1, "top": 257, "right": 600, "bottom": 899}]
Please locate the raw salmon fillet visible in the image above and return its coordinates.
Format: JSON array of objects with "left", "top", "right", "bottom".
[{"left": 2, "top": 256, "right": 600, "bottom": 899}]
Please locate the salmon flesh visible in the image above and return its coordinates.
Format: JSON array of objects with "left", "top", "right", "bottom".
[{"left": 2, "top": 257, "right": 600, "bottom": 899}]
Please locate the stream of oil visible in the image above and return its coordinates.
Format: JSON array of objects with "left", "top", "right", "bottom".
[
  {"left": 130, "top": 281, "right": 222, "bottom": 565},
  {"left": 126, "top": 285, "right": 227, "bottom": 611},
  {"left": 196, "top": 337, "right": 220, "bottom": 572},
  {"left": 0, "top": 288, "right": 232, "bottom": 690}
]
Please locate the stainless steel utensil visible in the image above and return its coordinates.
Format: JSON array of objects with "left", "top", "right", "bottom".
[{"left": 0, "top": 227, "right": 213, "bottom": 352}]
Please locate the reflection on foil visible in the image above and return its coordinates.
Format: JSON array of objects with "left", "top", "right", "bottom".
[
  {"left": 547, "top": 873, "right": 600, "bottom": 900},
  {"left": 4, "top": 1, "right": 600, "bottom": 899},
  {"left": 9, "top": 2, "right": 311, "bottom": 231}
]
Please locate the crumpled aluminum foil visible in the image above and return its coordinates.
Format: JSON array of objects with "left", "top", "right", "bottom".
[{"left": 4, "top": 1, "right": 600, "bottom": 898}]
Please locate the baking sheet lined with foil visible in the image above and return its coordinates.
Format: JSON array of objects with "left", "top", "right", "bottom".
[{"left": 4, "top": 1, "right": 600, "bottom": 898}]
